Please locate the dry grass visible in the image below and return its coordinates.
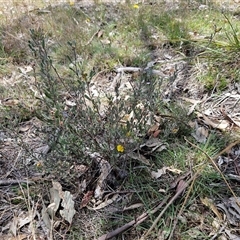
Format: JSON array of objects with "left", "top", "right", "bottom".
[{"left": 1, "top": 1, "right": 240, "bottom": 239}]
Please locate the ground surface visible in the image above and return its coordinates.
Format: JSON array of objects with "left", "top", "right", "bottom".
[{"left": 1, "top": 1, "right": 240, "bottom": 240}]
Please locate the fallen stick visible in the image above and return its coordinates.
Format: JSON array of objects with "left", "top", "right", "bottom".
[
  {"left": 142, "top": 177, "right": 192, "bottom": 239},
  {"left": 115, "top": 67, "right": 168, "bottom": 78},
  {"left": 0, "top": 179, "right": 34, "bottom": 186},
  {"left": 98, "top": 171, "right": 194, "bottom": 240},
  {"left": 97, "top": 194, "right": 171, "bottom": 240}
]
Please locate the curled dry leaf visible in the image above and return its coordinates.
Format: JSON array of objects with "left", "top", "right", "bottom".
[
  {"left": 52, "top": 181, "right": 64, "bottom": 198},
  {"left": 60, "top": 191, "right": 76, "bottom": 224},
  {"left": 151, "top": 166, "right": 182, "bottom": 179},
  {"left": 48, "top": 190, "right": 60, "bottom": 216},
  {"left": 94, "top": 159, "right": 111, "bottom": 199},
  {"left": 217, "top": 197, "right": 240, "bottom": 226},
  {"left": 198, "top": 113, "right": 230, "bottom": 131},
  {"left": 88, "top": 194, "right": 120, "bottom": 210},
  {"left": 46, "top": 181, "right": 76, "bottom": 224}
]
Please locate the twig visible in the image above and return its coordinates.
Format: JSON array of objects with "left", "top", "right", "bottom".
[
  {"left": 0, "top": 179, "right": 34, "bottom": 186},
  {"left": 97, "top": 194, "right": 170, "bottom": 240},
  {"left": 142, "top": 172, "right": 197, "bottom": 239},
  {"left": 115, "top": 67, "right": 167, "bottom": 78},
  {"left": 84, "top": 29, "right": 100, "bottom": 46},
  {"left": 168, "top": 172, "right": 198, "bottom": 239}
]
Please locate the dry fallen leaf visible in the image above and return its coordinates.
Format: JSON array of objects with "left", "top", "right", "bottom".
[
  {"left": 180, "top": 95, "right": 207, "bottom": 115},
  {"left": 217, "top": 197, "right": 240, "bottom": 226},
  {"left": 198, "top": 113, "right": 230, "bottom": 130},
  {"left": 151, "top": 166, "right": 182, "bottom": 179},
  {"left": 192, "top": 122, "right": 209, "bottom": 143},
  {"left": 151, "top": 167, "right": 168, "bottom": 179},
  {"left": 123, "top": 203, "right": 144, "bottom": 211},
  {"left": 60, "top": 191, "right": 76, "bottom": 224},
  {"left": 52, "top": 181, "right": 63, "bottom": 193},
  {"left": 72, "top": 164, "right": 89, "bottom": 177},
  {"left": 48, "top": 187, "right": 61, "bottom": 216},
  {"left": 46, "top": 181, "right": 76, "bottom": 224},
  {"left": 18, "top": 65, "right": 33, "bottom": 74},
  {"left": 88, "top": 194, "right": 120, "bottom": 210},
  {"left": 80, "top": 191, "right": 93, "bottom": 209},
  {"left": 201, "top": 197, "right": 222, "bottom": 220},
  {"left": 41, "top": 202, "right": 51, "bottom": 230},
  {"left": 9, "top": 216, "right": 18, "bottom": 237},
  {"left": 94, "top": 159, "right": 111, "bottom": 199},
  {"left": 140, "top": 138, "right": 167, "bottom": 153},
  {"left": 152, "top": 129, "right": 161, "bottom": 138},
  {"left": 147, "top": 124, "right": 159, "bottom": 136},
  {"left": 18, "top": 211, "right": 36, "bottom": 229}
]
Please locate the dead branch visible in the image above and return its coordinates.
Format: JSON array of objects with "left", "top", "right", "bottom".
[
  {"left": 115, "top": 67, "right": 168, "bottom": 78},
  {"left": 0, "top": 179, "right": 34, "bottom": 186},
  {"left": 97, "top": 194, "right": 170, "bottom": 240}
]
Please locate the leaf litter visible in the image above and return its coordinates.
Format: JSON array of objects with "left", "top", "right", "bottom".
[{"left": 1, "top": 0, "right": 240, "bottom": 239}]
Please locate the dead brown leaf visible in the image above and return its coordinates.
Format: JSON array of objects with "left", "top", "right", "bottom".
[
  {"left": 201, "top": 197, "right": 222, "bottom": 220},
  {"left": 80, "top": 191, "right": 93, "bottom": 209},
  {"left": 198, "top": 113, "right": 230, "bottom": 130},
  {"left": 147, "top": 124, "right": 159, "bottom": 136}
]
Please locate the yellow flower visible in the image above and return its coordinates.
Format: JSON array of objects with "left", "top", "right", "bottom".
[
  {"left": 69, "top": 0, "right": 75, "bottom": 6},
  {"left": 117, "top": 144, "right": 124, "bottom": 153},
  {"left": 133, "top": 4, "right": 139, "bottom": 9}
]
